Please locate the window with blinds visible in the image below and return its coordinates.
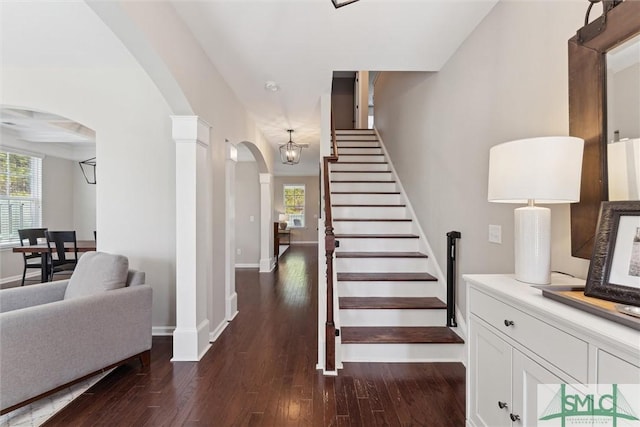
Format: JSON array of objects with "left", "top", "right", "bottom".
[
  {"left": 0, "top": 151, "right": 42, "bottom": 244},
  {"left": 283, "top": 184, "right": 305, "bottom": 228}
]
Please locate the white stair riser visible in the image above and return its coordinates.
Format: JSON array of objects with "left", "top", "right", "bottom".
[
  {"left": 331, "top": 172, "right": 394, "bottom": 181},
  {"left": 336, "top": 257, "right": 429, "bottom": 273},
  {"left": 333, "top": 221, "right": 412, "bottom": 235},
  {"left": 339, "top": 309, "right": 445, "bottom": 327},
  {"left": 339, "top": 281, "right": 439, "bottom": 298},
  {"left": 331, "top": 182, "right": 397, "bottom": 192},
  {"left": 337, "top": 148, "right": 381, "bottom": 155},
  {"left": 337, "top": 155, "right": 385, "bottom": 163},
  {"left": 337, "top": 141, "right": 380, "bottom": 148},
  {"left": 332, "top": 163, "right": 389, "bottom": 172},
  {"left": 336, "top": 135, "right": 378, "bottom": 141},
  {"left": 341, "top": 343, "right": 464, "bottom": 363},
  {"left": 331, "top": 193, "right": 402, "bottom": 205},
  {"left": 332, "top": 206, "right": 407, "bottom": 219},
  {"left": 335, "top": 238, "right": 418, "bottom": 252},
  {"left": 336, "top": 130, "right": 376, "bottom": 135}
]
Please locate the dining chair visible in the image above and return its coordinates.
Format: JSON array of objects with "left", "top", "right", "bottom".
[
  {"left": 17, "top": 228, "right": 48, "bottom": 286},
  {"left": 45, "top": 231, "right": 79, "bottom": 281}
]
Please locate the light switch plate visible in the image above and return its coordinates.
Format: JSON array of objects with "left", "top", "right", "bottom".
[{"left": 489, "top": 224, "right": 502, "bottom": 244}]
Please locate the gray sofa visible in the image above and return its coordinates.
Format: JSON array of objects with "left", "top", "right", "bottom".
[{"left": 0, "top": 252, "right": 152, "bottom": 414}]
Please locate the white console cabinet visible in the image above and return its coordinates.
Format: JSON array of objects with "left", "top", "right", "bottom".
[{"left": 465, "top": 274, "right": 640, "bottom": 427}]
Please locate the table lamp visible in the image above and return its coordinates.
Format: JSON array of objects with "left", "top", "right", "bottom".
[{"left": 488, "top": 136, "right": 584, "bottom": 284}]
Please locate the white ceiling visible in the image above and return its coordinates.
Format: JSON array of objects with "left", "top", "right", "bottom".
[
  {"left": 172, "top": 0, "right": 498, "bottom": 174},
  {"left": 0, "top": 0, "right": 498, "bottom": 174}
]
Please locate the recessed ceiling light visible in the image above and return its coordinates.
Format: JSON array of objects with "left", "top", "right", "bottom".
[{"left": 264, "top": 81, "right": 279, "bottom": 92}]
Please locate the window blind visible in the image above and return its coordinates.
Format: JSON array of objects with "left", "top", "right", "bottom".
[{"left": 0, "top": 151, "right": 43, "bottom": 244}]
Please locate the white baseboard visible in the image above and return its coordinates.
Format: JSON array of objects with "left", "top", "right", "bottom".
[
  {"left": 235, "top": 263, "right": 259, "bottom": 269},
  {"left": 152, "top": 326, "right": 175, "bottom": 336},
  {"left": 209, "top": 318, "right": 229, "bottom": 342},
  {"left": 0, "top": 271, "right": 39, "bottom": 285}
]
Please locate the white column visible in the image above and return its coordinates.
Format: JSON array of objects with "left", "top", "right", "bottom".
[
  {"left": 259, "top": 172, "right": 275, "bottom": 272},
  {"left": 171, "top": 115, "right": 212, "bottom": 361},
  {"left": 225, "top": 141, "right": 239, "bottom": 320}
]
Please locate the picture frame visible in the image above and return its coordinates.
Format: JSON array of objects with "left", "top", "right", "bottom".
[{"left": 584, "top": 201, "right": 640, "bottom": 306}]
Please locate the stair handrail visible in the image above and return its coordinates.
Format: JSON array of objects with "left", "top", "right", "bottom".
[
  {"left": 446, "top": 231, "right": 461, "bottom": 327},
  {"left": 322, "top": 108, "right": 339, "bottom": 372}
]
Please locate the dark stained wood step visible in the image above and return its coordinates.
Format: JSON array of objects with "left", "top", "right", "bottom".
[
  {"left": 331, "top": 180, "right": 396, "bottom": 183},
  {"left": 335, "top": 234, "right": 419, "bottom": 239},
  {"left": 337, "top": 272, "right": 437, "bottom": 281},
  {"left": 331, "top": 171, "right": 392, "bottom": 173},
  {"left": 332, "top": 206, "right": 405, "bottom": 209},
  {"left": 339, "top": 297, "right": 445, "bottom": 310},
  {"left": 336, "top": 251, "right": 427, "bottom": 258},
  {"left": 332, "top": 192, "right": 400, "bottom": 196},
  {"left": 338, "top": 153, "right": 383, "bottom": 156},
  {"left": 334, "top": 145, "right": 380, "bottom": 149},
  {"left": 341, "top": 327, "right": 464, "bottom": 344},
  {"left": 333, "top": 218, "right": 411, "bottom": 222}
]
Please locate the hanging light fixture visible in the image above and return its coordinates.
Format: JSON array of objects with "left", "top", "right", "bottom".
[
  {"left": 332, "top": 0, "right": 360, "bottom": 8},
  {"left": 78, "top": 157, "right": 96, "bottom": 184},
  {"left": 279, "top": 129, "right": 303, "bottom": 165}
]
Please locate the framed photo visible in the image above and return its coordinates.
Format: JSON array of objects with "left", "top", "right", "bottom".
[{"left": 585, "top": 201, "right": 640, "bottom": 306}]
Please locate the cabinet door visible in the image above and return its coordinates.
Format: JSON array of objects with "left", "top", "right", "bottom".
[
  {"left": 512, "top": 351, "right": 565, "bottom": 426},
  {"left": 469, "top": 316, "right": 512, "bottom": 427}
]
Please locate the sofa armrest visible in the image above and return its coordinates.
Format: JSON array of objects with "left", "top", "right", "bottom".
[
  {"left": 0, "top": 280, "right": 68, "bottom": 313},
  {"left": 0, "top": 284, "right": 152, "bottom": 411}
]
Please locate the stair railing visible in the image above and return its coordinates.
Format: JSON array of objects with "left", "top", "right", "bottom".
[
  {"left": 446, "top": 231, "right": 461, "bottom": 327},
  {"left": 323, "top": 109, "right": 339, "bottom": 371}
]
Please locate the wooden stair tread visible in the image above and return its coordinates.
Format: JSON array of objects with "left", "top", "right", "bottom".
[
  {"left": 332, "top": 192, "right": 400, "bottom": 195},
  {"left": 331, "top": 171, "right": 392, "bottom": 173},
  {"left": 336, "top": 251, "right": 427, "bottom": 258},
  {"left": 333, "top": 218, "right": 411, "bottom": 222},
  {"left": 331, "top": 204, "right": 407, "bottom": 208},
  {"left": 336, "top": 162, "right": 388, "bottom": 164},
  {"left": 337, "top": 272, "right": 437, "bottom": 281},
  {"left": 339, "top": 297, "right": 445, "bottom": 310},
  {"left": 339, "top": 154, "right": 383, "bottom": 156},
  {"left": 331, "top": 180, "right": 396, "bottom": 183},
  {"left": 341, "top": 327, "right": 464, "bottom": 344},
  {"left": 335, "top": 234, "right": 419, "bottom": 239}
]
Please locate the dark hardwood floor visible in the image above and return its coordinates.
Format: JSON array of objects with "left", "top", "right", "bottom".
[{"left": 44, "top": 245, "right": 465, "bottom": 426}]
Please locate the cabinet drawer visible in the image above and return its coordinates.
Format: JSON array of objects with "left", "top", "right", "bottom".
[
  {"left": 470, "top": 287, "right": 588, "bottom": 383},
  {"left": 598, "top": 350, "right": 640, "bottom": 385}
]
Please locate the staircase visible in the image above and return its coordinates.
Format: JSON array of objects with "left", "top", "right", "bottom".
[{"left": 330, "top": 129, "right": 464, "bottom": 363}]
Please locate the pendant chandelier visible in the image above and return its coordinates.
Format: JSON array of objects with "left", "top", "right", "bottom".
[{"left": 279, "top": 129, "right": 303, "bottom": 165}]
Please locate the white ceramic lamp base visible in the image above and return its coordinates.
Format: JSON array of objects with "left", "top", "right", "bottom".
[{"left": 514, "top": 206, "right": 551, "bottom": 285}]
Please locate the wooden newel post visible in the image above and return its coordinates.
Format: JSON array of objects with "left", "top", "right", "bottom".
[{"left": 325, "top": 226, "right": 336, "bottom": 372}]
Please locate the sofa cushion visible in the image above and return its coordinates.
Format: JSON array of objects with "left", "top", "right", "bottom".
[{"left": 64, "top": 252, "right": 129, "bottom": 300}]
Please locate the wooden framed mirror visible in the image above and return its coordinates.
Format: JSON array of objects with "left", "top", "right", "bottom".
[{"left": 569, "top": 1, "right": 640, "bottom": 259}]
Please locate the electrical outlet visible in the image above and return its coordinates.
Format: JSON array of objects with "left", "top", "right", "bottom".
[
  {"left": 236, "top": 248, "right": 242, "bottom": 255},
  {"left": 489, "top": 224, "right": 502, "bottom": 244},
  {"left": 249, "top": 215, "right": 255, "bottom": 222}
]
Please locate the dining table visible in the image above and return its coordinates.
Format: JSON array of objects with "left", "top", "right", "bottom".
[{"left": 12, "top": 240, "right": 97, "bottom": 283}]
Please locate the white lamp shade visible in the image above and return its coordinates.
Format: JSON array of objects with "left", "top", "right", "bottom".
[
  {"left": 278, "top": 213, "right": 288, "bottom": 222},
  {"left": 488, "top": 136, "right": 584, "bottom": 204}
]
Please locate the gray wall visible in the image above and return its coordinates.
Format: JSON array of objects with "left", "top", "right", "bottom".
[
  {"left": 235, "top": 161, "right": 260, "bottom": 266},
  {"left": 374, "top": 1, "right": 589, "bottom": 317},
  {"left": 274, "top": 175, "right": 319, "bottom": 243}
]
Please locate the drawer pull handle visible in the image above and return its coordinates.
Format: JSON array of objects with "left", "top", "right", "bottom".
[
  {"left": 504, "top": 319, "right": 515, "bottom": 327},
  {"left": 510, "top": 413, "right": 520, "bottom": 422},
  {"left": 498, "top": 401, "right": 508, "bottom": 409}
]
